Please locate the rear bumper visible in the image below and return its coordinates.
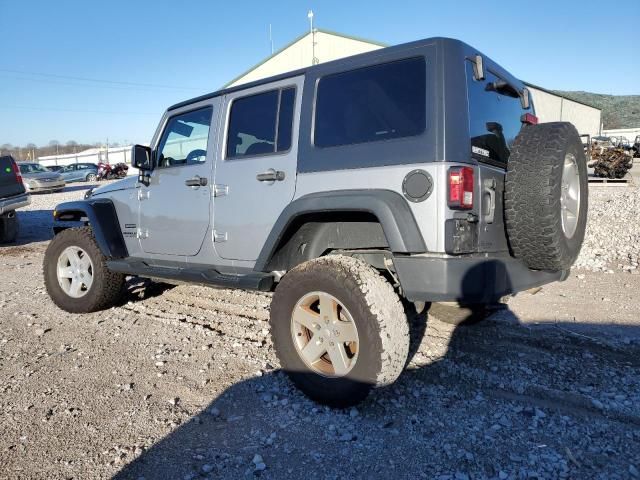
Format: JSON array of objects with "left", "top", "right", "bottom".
[
  {"left": 0, "top": 192, "right": 30, "bottom": 215},
  {"left": 394, "top": 254, "right": 568, "bottom": 303}
]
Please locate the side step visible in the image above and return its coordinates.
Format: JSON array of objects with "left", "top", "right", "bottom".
[{"left": 106, "top": 259, "right": 274, "bottom": 292}]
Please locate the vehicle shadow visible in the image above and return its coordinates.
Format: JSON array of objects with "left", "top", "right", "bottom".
[
  {"left": 120, "top": 277, "right": 176, "bottom": 305},
  {"left": 4, "top": 210, "right": 62, "bottom": 246},
  {"left": 110, "top": 263, "right": 640, "bottom": 479}
]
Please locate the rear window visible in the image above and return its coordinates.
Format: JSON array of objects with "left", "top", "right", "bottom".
[
  {"left": 466, "top": 61, "right": 526, "bottom": 167},
  {"left": 314, "top": 57, "right": 426, "bottom": 148}
]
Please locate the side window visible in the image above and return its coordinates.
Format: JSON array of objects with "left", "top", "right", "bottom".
[
  {"left": 466, "top": 61, "right": 525, "bottom": 167},
  {"left": 226, "top": 87, "right": 296, "bottom": 159},
  {"left": 314, "top": 57, "right": 426, "bottom": 148},
  {"left": 277, "top": 88, "right": 295, "bottom": 152},
  {"left": 156, "top": 106, "right": 213, "bottom": 169}
]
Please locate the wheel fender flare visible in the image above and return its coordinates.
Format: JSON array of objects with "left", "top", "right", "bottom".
[
  {"left": 53, "top": 199, "right": 128, "bottom": 258},
  {"left": 254, "top": 189, "right": 427, "bottom": 272}
]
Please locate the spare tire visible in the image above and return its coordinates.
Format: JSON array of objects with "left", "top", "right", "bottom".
[{"left": 505, "top": 122, "right": 588, "bottom": 271}]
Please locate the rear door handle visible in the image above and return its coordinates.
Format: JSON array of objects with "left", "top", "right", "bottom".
[
  {"left": 256, "top": 168, "right": 285, "bottom": 182},
  {"left": 185, "top": 175, "right": 208, "bottom": 187}
]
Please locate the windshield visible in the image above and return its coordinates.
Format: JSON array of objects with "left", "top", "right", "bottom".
[{"left": 19, "top": 163, "right": 49, "bottom": 174}]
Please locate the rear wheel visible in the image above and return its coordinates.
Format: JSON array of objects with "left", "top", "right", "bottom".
[
  {"left": 44, "top": 227, "right": 125, "bottom": 313},
  {"left": 270, "top": 255, "right": 409, "bottom": 407},
  {"left": 86, "top": 173, "right": 97, "bottom": 182}
]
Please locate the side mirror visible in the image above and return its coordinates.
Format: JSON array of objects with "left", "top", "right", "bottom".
[{"left": 132, "top": 144, "right": 152, "bottom": 170}]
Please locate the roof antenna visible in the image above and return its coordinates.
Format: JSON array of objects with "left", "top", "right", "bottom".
[
  {"left": 307, "top": 10, "right": 318, "bottom": 65},
  {"left": 269, "top": 24, "right": 274, "bottom": 55}
]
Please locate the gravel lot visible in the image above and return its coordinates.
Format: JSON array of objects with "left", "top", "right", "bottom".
[{"left": 0, "top": 183, "right": 639, "bottom": 480}]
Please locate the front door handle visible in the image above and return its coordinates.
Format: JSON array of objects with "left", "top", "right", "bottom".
[
  {"left": 256, "top": 168, "right": 285, "bottom": 182},
  {"left": 185, "top": 175, "right": 208, "bottom": 187}
]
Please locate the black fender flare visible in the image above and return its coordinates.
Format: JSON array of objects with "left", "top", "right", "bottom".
[
  {"left": 53, "top": 199, "right": 128, "bottom": 258},
  {"left": 254, "top": 189, "right": 427, "bottom": 272}
]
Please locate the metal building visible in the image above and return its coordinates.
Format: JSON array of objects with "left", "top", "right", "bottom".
[{"left": 227, "top": 30, "right": 602, "bottom": 136}]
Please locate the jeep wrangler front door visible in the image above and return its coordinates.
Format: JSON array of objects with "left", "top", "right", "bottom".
[
  {"left": 138, "top": 101, "right": 218, "bottom": 256},
  {"left": 213, "top": 76, "right": 303, "bottom": 261}
]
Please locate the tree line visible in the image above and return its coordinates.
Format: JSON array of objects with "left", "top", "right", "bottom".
[{"left": 0, "top": 140, "right": 124, "bottom": 161}]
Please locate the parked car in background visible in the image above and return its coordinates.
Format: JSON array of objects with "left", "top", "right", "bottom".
[
  {"left": 18, "top": 163, "right": 65, "bottom": 193},
  {"left": 46, "top": 165, "right": 64, "bottom": 172},
  {"left": 58, "top": 163, "right": 98, "bottom": 183},
  {"left": 0, "top": 155, "right": 30, "bottom": 242}
]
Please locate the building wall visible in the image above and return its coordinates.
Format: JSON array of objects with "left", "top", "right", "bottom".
[
  {"left": 602, "top": 127, "right": 640, "bottom": 142},
  {"left": 38, "top": 146, "right": 137, "bottom": 175},
  {"left": 228, "top": 31, "right": 383, "bottom": 87},
  {"left": 528, "top": 86, "right": 601, "bottom": 136}
]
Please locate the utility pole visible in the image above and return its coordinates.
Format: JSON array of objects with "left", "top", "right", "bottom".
[{"left": 308, "top": 10, "right": 318, "bottom": 65}]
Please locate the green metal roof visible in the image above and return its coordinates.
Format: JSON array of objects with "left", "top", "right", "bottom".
[{"left": 223, "top": 29, "right": 387, "bottom": 88}]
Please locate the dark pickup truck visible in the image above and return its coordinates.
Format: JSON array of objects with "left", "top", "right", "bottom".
[{"left": 0, "top": 155, "right": 30, "bottom": 243}]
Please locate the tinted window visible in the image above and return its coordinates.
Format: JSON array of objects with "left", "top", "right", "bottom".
[
  {"left": 314, "top": 57, "right": 426, "bottom": 148},
  {"left": 19, "top": 163, "right": 48, "bottom": 174},
  {"left": 226, "top": 88, "right": 295, "bottom": 159},
  {"left": 277, "top": 88, "right": 295, "bottom": 152},
  {"left": 156, "top": 107, "right": 213, "bottom": 168},
  {"left": 466, "top": 61, "right": 526, "bottom": 167}
]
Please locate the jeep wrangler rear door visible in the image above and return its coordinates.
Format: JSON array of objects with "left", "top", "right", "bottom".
[
  {"left": 138, "top": 101, "right": 218, "bottom": 256},
  {"left": 213, "top": 76, "right": 303, "bottom": 261},
  {"left": 466, "top": 60, "right": 529, "bottom": 253}
]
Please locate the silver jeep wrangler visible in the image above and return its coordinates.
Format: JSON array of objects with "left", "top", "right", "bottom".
[{"left": 44, "top": 37, "right": 587, "bottom": 406}]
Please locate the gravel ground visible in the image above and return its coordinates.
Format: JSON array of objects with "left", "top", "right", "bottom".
[
  {"left": 575, "top": 184, "right": 640, "bottom": 272},
  {"left": 0, "top": 183, "right": 639, "bottom": 480}
]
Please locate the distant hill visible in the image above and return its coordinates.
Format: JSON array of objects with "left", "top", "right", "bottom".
[{"left": 553, "top": 91, "right": 640, "bottom": 129}]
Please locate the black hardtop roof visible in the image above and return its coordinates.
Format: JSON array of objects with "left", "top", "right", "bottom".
[{"left": 168, "top": 37, "right": 483, "bottom": 112}]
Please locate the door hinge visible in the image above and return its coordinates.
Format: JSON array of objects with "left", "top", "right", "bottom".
[
  {"left": 213, "top": 230, "right": 227, "bottom": 242},
  {"left": 138, "top": 190, "right": 150, "bottom": 201},
  {"left": 136, "top": 228, "right": 149, "bottom": 239},
  {"left": 213, "top": 184, "right": 229, "bottom": 197}
]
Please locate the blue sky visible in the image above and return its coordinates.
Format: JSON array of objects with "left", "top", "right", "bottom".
[{"left": 1, "top": 0, "right": 638, "bottom": 147}]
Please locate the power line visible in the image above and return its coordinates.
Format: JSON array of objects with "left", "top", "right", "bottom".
[
  {"left": 0, "top": 105, "right": 158, "bottom": 115},
  {"left": 0, "top": 73, "right": 184, "bottom": 92},
  {"left": 0, "top": 68, "right": 206, "bottom": 91}
]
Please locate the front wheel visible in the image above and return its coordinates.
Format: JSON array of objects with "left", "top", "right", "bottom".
[
  {"left": 44, "top": 227, "right": 125, "bottom": 313},
  {"left": 270, "top": 255, "right": 409, "bottom": 407}
]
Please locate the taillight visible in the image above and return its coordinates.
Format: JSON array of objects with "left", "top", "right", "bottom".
[
  {"left": 521, "top": 113, "right": 539, "bottom": 125},
  {"left": 448, "top": 166, "right": 474, "bottom": 209},
  {"left": 11, "top": 161, "right": 23, "bottom": 184}
]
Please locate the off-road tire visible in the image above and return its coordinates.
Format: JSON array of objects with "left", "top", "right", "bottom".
[
  {"left": 0, "top": 212, "right": 18, "bottom": 243},
  {"left": 44, "top": 227, "right": 125, "bottom": 313},
  {"left": 505, "top": 122, "right": 588, "bottom": 271},
  {"left": 270, "top": 255, "right": 409, "bottom": 407}
]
